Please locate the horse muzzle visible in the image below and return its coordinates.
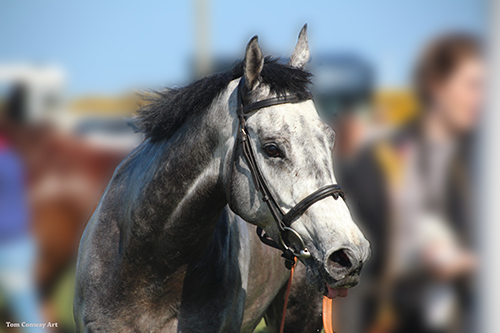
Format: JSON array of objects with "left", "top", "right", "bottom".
[
  {"left": 325, "top": 245, "right": 371, "bottom": 281},
  {"left": 305, "top": 241, "right": 371, "bottom": 298}
]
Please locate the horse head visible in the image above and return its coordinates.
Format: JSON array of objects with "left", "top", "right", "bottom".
[{"left": 225, "top": 25, "right": 371, "bottom": 298}]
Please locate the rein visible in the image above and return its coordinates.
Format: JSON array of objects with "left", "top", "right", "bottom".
[
  {"left": 280, "top": 258, "right": 296, "bottom": 333},
  {"left": 233, "top": 77, "right": 340, "bottom": 332},
  {"left": 279, "top": 258, "right": 334, "bottom": 333}
]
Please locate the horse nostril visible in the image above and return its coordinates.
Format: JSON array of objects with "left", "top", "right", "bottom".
[{"left": 329, "top": 249, "right": 352, "bottom": 269}]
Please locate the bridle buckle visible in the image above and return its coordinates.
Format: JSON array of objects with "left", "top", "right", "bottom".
[{"left": 282, "top": 250, "right": 297, "bottom": 270}]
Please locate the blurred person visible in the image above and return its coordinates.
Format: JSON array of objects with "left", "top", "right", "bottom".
[
  {"left": 312, "top": 54, "right": 375, "bottom": 160},
  {"left": 331, "top": 104, "right": 370, "bottom": 160},
  {"left": 392, "top": 32, "right": 482, "bottom": 333},
  {"left": 0, "top": 83, "right": 43, "bottom": 329},
  {"left": 333, "top": 33, "right": 483, "bottom": 333}
]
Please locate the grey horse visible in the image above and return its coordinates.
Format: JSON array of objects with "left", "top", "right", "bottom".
[{"left": 74, "top": 25, "right": 371, "bottom": 332}]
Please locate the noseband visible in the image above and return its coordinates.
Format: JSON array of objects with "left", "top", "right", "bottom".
[{"left": 233, "top": 77, "right": 345, "bottom": 269}]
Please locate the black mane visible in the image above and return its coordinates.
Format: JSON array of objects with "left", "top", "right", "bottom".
[{"left": 136, "top": 57, "right": 312, "bottom": 142}]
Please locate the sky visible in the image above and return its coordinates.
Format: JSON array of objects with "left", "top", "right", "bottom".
[{"left": 0, "top": 0, "right": 487, "bottom": 96}]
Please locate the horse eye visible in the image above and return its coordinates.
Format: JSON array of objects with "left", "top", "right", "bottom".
[{"left": 263, "top": 144, "right": 281, "bottom": 157}]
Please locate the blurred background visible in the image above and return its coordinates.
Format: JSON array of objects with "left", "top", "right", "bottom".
[{"left": 0, "top": 0, "right": 495, "bottom": 332}]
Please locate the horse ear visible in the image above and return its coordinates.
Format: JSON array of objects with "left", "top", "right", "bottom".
[
  {"left": 244, "top": 36, "right": 264, "bottom": 90},
  {"left": 288, "top": 24, "right": 310, "bottom": 69}
]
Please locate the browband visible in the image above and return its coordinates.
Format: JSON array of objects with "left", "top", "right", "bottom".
[{"left": 240, "top": 94, "right": 312, "bottom": 115}]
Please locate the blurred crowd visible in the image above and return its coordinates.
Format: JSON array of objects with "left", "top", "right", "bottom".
[
  {"left": 0, "top": 75, "right": 141, "bottom": 332},
  {"left": 0, "top": 31, "right": 484, "bottom": 333},
  {"left": 320, "top": 33, "right": 484, "bottom": 333}
]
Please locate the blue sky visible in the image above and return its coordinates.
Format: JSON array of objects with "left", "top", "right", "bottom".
[{"left": 0, "top": 0, "right": 487, "bottom": 96}]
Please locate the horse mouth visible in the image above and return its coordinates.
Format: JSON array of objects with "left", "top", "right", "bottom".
[
  {"left": 322, "top": 276, "right": 360, "bottom": 299},
  {"left": 306, "top": 259, "right": 361, "bottom": 299}
]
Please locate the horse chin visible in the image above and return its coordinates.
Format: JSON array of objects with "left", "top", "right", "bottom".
[{"left": 304, "top": 258, "right": 360, "bottom": 299}]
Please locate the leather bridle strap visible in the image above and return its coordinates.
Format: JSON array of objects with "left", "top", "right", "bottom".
[
  {"left": 240, "top": 95, "right": 306, "bottom": 115},
  {"left": 282, "top": 184, "right": 344, "bottom": 226}
]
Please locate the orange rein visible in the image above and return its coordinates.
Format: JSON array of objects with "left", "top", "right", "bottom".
[
  {"left": 279, "top": 258, "right": 296, "bottom": 333},
  {"left": 279, "top": 258, "right": 334, "bottom": 333},
  {"left": 322, "top": 296, "right": 334, "bottom": 333}
]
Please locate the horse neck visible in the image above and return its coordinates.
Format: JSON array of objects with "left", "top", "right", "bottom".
[{"left": 114, "top": 86, "right": 236, "bottom": 272}]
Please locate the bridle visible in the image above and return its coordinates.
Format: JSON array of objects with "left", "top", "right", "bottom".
[{"left": 232, "top": 77, "right": 345, "bottom": 269}]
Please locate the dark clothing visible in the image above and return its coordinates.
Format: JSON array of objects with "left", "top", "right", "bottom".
[{"left": 336, "top": 148, "right": 389, "bottom": 278}]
